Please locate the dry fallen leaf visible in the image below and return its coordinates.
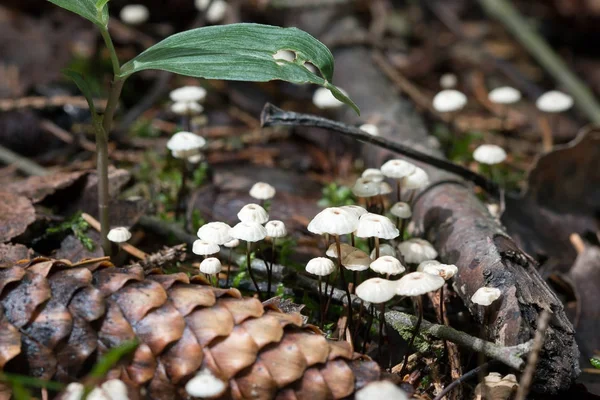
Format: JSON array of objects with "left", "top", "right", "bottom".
[
  {"left": 0, "top": 191, "right": 35, "bottom": 243},
  {"left": 6, "top": 171, "right": 88, "bottom": 203}
]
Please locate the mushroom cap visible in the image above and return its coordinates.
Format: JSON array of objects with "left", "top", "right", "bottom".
[
  {"left": 488, "top": 86, "right": 522, "bottom": 105},
  {"left": 433, "top": 89, "right": 467, "bottom": 113},
  {"left": 192, "top": 239, "right": 220, "bottom": 256},
  {"left": 229, "top": 222, "right": 267, "bottom": 242},
  {"left": 166, "top": 132, "right": 206, "bottom": 158},
  {"left": 307, "top": 207, "right": 359, "bottom": 236},
  {"left": 107, "top": 227, "right": 131, "bottom": 243},
  {"left": 352, "top": 177, "right": 380, "bottom": 197},
  {"left": 197, "top": 222, "right": 233, "bottom": 245},
  {"left": 370, "top": 243, "right": 396, "bottom": 259},
  {"left": 326, "top": 242, "right": 356, "bottom": 259},
  {"left": 439, "top": 73, "right": 458, "bottom": 89},
  {"left": 380, "top": 159, "right": 416, "bottom": 179},
  {"left": 471, "top": 287, "right": 502, "bottom": 306},
  {"left": 312, "top": 87, "right": 346, "bottom": 109},
  {"left": 535, "top": 90, "right": 573, "bottom": 113},
  {"left": 356, "top": 213, "right": 399, "bottom": 240},
  {"left": 249, "top": 182, "right": 276, "bottom": 200},
  {"left": 356, "top": 278, "right": 397, "bottom": 304},
  {"left": 397, "top": 238, "right": 438, "bottom": 264},
  {"left": 370, "top": 256, "right": 406, "bottom": 276},
  {"left": 473, "top": 144, "right": 507, "bottom": 165},
  {"left": 360, "top": 123, "right": 380, "bottom": 136},
  {"left": 185, "top": 368, "right": 227, "bottom": 398},
  {"left": 265, "top": 220, "right": 287, "bottom": 238},
  {"left": 169, "top": 86, "right": 207, "bottom": 103},
  {"left": 205, "top": 0, "right": 228, "bottom": 23},
  {"left": 361, "top": 168, "right": 384, "bottom": 182},
  {"left": 200, "top": 257, "right": 222, "bottom": 274},
  {"left": 237, "top": 203, "right": 269, "bottom": 224},
  {"left": 171, "top": 101, "right": 203, "bottom": 115},
  {"left": 119, "top": 4, "right": 149, "bottom": 25},
  {"left": 390, "top": 202, "right": 412, "bottom": 219},
  {"left": 396, "top": 271, "right": 445, "bottom": 296},
  {"left": 402, "top": 167, "right": 429, "bottom": 190},
  {"left": 305, "top": 257, "right": 336, "bottom": 276},
  {"left": 342, "top": 250, "right": 371, "bottom": 271},
  {"left": 223, "top": 239, "right": 240, "bottom": 248},
  {"left": 356, "top": 381, "right": 409, "bottom": 400},
  {"left": 340, "top": 205, "right": 368, "bottom": 218},
  {"left": 417, "top": 262, "right": 458, "bottom": 280},
  {"left": 378, "top": 181, "right": 393, "bottom": 195}
]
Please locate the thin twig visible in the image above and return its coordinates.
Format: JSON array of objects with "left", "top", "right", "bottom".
[
  {"left": 515, "top": 310, "right": 552, "bottom": 400},
  {"left": 260, "top": 103, "right": 501, "bottom": 198},
  {"left": 0, "top": 144, "right": 48, "bottom": 176},
  {"left": 0, "top": 96, "right": 106, "bottom": 112},
  {"left": 82, "top": 213, "right": 147, "bottom": 259},
  {"left": 432, "top": 361, "right": 495, "bottom": 400},
  {"left": 126, "top": 244, "right": 187, "bottom": 273}
]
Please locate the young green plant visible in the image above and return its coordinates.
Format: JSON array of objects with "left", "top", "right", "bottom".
[{"left": 49, "top": 0, "right": 358, "bottom": 255}]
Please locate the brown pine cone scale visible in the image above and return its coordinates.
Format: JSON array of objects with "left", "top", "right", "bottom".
[{"left": 0, "top": 258, "right": 380, "bottom": 399}]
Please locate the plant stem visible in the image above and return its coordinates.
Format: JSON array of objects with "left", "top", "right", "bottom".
[
  {"left": 176, "top": 160, "right": 188, "bottom": 218},
  {"left": 374, "top": 237, "right": 380, "bottom": 259},
  {"left": 335, "top": 235, "right": 354, "bottom": 339},
  {"left": 267, "top": 239, "right": 276, "bottom": 297},
  {"left": 246, "top": 241, "right": 262, "bottom": 299},
  {"left": 400, "top": 295, "right": 423, "bottom": 375},
  {"left": 318, "top": 276, "right": 323, "bottom": 327},
  {"left": 378, "top": 302, "right": 385, "bottom": 364}
]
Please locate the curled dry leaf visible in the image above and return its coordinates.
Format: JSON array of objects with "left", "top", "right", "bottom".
[
  {"left": 0, "top": 191, "right": 35, "bottom": 243},
  {"left": 503, "top": 126, "right": 600, "bottom": 274},
  {"left": 1, "top": 257, "right": 380, "bottom": 399},
  {"left": 6, "top": 171, "right": 88, "bottom": 203}
]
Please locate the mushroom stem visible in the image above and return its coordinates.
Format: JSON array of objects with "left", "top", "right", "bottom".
[
  {"left": 350, "top": 232, "right": 355, "bottom": 247},
  {"left": 363, "top": 305, "right": 374, "bottom": 353},
  {"left": 318, "top": 276, "right": 324, "bottom": 328},
  {"left": 378, "top": 302, "right": 385, "bottom": 364},
  {"left": 439, "top": 286, "right": 445, "bottom": 324},
  {"left": 396, "top": 180, "right": 402, "bottom": 203},
  {"left": 267, "top": 239, "right": 276, "bottom": 297},
  {"left": 335, "top": 235, "right": 354, "bottom": 337},
  {"left": 400, "top": 295, "right": 423, "bottom": 375},
  {"left": 399, "top": 219, "right": 407, "bottom": 241},
  {"left": 175, "top": 160, "right": 188, "bottom": 219},
  {"left": 374, "top": 237, "right": 380, "bottom": 259},
  {"left": 225, "top": 249, "right": 232, "bottom": 287},
  {"left": 245, "top": 241, "right": 262, "bottom": 300}
]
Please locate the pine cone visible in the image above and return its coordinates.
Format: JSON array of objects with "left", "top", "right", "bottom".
[{"left": 0, "top": 257, "right": 380, "bottom": 399}]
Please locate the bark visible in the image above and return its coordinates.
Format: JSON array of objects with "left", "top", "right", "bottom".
[{"left": 286, "top": 11, "right": 578, "bottom": 393}]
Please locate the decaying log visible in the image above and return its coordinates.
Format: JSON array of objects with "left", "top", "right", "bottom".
[
  {"left": 278, "top": 11, "right": 579, "bottom": 392},
  {"left": 0, "top": 257, "right": 380, "bottom": 399}
]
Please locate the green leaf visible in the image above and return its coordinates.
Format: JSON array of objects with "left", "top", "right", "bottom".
[
  {"left": 591, "top": 357, "right": 600, "bottom": 369},
  {"left": 120, "top": 23, "right": 359, "bottom": 114},
  {"left": 47, "top": 0, "right": 109, "bottom": 27},
  {"left": 62, "top": 69, "right": 98, "bottom": 116}
]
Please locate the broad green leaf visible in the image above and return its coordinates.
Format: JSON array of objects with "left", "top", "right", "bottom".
[
  {"left": 47, "top": 0, "right": 109, "bottom": 27},
  {"left": 62, "top": 69, "right": 97, "bottom": 116},
  {"left": 120, "top": 23, "right": 359, "bottom": 114}
]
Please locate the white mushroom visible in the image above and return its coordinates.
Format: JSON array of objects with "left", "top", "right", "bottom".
[
  {"left": 488, "top": 87, "right": 522, "bottom": 105},
  {"left": 200, "top": 257, "right": 222, "bottom": 275},
  {"left": 169, "top": 86, "right": 207, "bottom": 103},
  {"left": 356, "top": 381, "right": 408, "bottom": 400},
  {"left": 370, "top": 243, "right": 396, "bottom": 259},
  {"left": 249, "top": 182, "right": 276, "bottom": 201},
  {"left": 433, "top": 89, "right": 467, "bottom": 113},
  {"left": 342, "top": 250, "right": 371, "bottom": 272},
  {"left": 361, "top": 168, "right": 384, "bottom": 182},
  {"left": 229, "top": 222, "right": 267, "bottom": 242},
  {"left": 171, "top": 101, "right": 203, "bottom": 115},
  {"left": 237, "top": 203, "right": 269, "bottom": 224},
  {"left": 535, "top": 90, "right": 573, "bottom": 113},
  {"left": 119, "top": 4, "right": 149, "bottom": 25},
  {"left": 107, "top": 227, "right": 131, "bottom": 243},
  {"left": 351, "top": 177, "right": 381, "bottom": 198},
  {"left": 439, "top": 73, "right": 458, "bottom": 89},
  {"left": 205, "top": 0, "right": 228, "bottom": 23},
  {"left": 390, "top": 202, "right": 412, "bottom": 219},
  {"left": 167, "top": 131, "right": 206, "bottom": 158},
  {"left": 307, "top": 207, "right": 358, "bottom": 236},
  {"left": 401, "top": 167, "right": 429, "bottom": 190},
  {"left": 356, "top": 278, "right": 397, "bottom": 304},
  {"left": 326, "top": 242, "right": 356, "bottom": 259},
  {"left": 471, "top": 287, "right": 502, "bottom": 306},
  {"left": 356, "top": 213, "right": 399, "bottom": 259},
  {"left": 396, "top": 271, "right": 445, "bottom": 297},
  {"left": 265, "top": 220, "right": 287, "bottom": 238},
  {"left": 370, "top": 256, "right": 405, "bottom": 276},
  {"left": 185, "top": 368, "right": 227, "bottom": 398},
  {"left": 197, "top": 222, "right": 233, "bottom": 245},
  {"left": 360, "top": 123, "right": 380, "bottom": 136},
  {"left": 380, "top": 159, "right": 416, "bottom": 180},
  {"left": 397, "top": 238, "right": 438, "bottom": 264},
  {"left": 339, "top": 205, "right": 368, "bottom": 218},
  {"left": 312, "top": 87, "right": 347, "bottom": 109},
  {"left": 192, "top": 239, "right": 220, "bottom": 256},
  {"left": 417, "top": 262, "right": 458, "bottom": 280},
  {"left": 223, "top": 239, "right": 240, "bottom": 248},
  {"left": 305, "top": 257, "right": 336, "bottom": 276},
  {"left": 473, "top": 144, "right": 507, "bottom": 165}
]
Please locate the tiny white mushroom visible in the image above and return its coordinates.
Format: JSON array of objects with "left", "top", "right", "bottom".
[
  {"left": 380, "top": 159, "right": 416, "bottom": 180},
  {"left": 312, "top": 87, "right": 346, "bottom": 109},
  {"left": 390, "top": 202, "right": 412, "bottom": 219},
  {"left": 488, "top": 86, "right": 522, "bottom": 105},
  {"left": 307, "top": 207, "right": 358, "bottom": 236},
  {"left": 169, "top": 86, "right": 207, "bottom": 103},
  {"left": 378, "top": 181, "right": 393, "bottom": 195},
  {"left": 305, "top": 257, "right": 336, "bottom": 276},
  {"left": 205, "top": 0, "right": 228, "bottom": 23},
  {"left": 356, "top": 278, "right": 397, "bottom": 304},
  {"left": 167, "top": 131, "right": 206, "bottom": 158},
  {"left": 200, "top": 257, "right": 222, "bottom": 275},
  {"left": 356, "top": 213, "right": 399, "bottom": 240},
  {"left": 439, "top": 73, "right": 458, "bottom": 89},
  {"left": 63, "top": 383, "right": 85, "bottom": 400},
  {"left": 370, "top": 256, "right": 405, "bottom": 276},
  {"left": 185, "top": 368, "right": 227, "bottom": 398},
  {"left": 342, "top": 250, "right": 371, "bottom": 272},
  {"left": 401, "top": 167, "right": 429, "bottom": 190},
  {"left": 351, "top": 177, "right": 380, "bottom": 198},
  {"left": 361, "top": 168, "right": 384, "bottom": 182},
  {"left": 237, "top": 203, "right": 269, "bottom": 224},
  {"left": 100, "top": 379, "right": 129, "bottom": 400},
  {"left": 249, "top": 182, "right": 276, "bottom": 201},
  {"left": 229, "top": 222, "right": 267, "bottom": 242},
  {"left": 197, "top": 222, "right": 233, "bottom": 245},
  {"left": 360, "top": 123, "right": 380, "bottom": 136},
  {"left": 107, "top": 227, "right": 131, "bottom": 243},
  {"left": 340, "top": 205, "right": 368, "bottom": 218},
  {"left": 471, "top": 287, "right": 502, "bottom": 306},
  {"left": 171, "top": 101, "right": 203, "bottom": 115},
  {"left": 417, "top": 262, "right": 458, "bottom": 280},
  {"left": 397, "top": 238, "right": 438, "bottom": 264},
  {"left": 433, "top": 89, "right": 467, "bottom": 113},
  {"left": 120, "top": 4, "right": 149, "bottom": 25},
  {"left": 192, "top": 239, "right": 220, "bottom": 256},
  {"left": 535, "top": 90, "right": 573, "bottom": 113},
  {"left": 265, "top": 220, "right": 287, "bottom": 238},
  {"left": 356, "top": 381, "right": 408, "bottom": 400},
  {"left": 473, "top": 144, "right": 507, "bottom": 165},
  {"left": 223, "top": 239, "right": 240, "bottom": 248},
  {"left": 396, "top": 271, "right": 445, "bottom": 297},
  {"left": 326, "top": 242, "right": 356, "bottom": 259},
  {"left": 370, "top": 243, "right": 396, "bottom": 259}
]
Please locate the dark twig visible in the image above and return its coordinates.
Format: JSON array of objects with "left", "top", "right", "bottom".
[
  {"left": 432, "top": 361, "right": 496, "bottom": 400},
  {"left": 260, "top": 103, "right": 501, "bottom": 198}
]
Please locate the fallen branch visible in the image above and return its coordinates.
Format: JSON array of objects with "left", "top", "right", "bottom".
[{"left": 126, "top": 244, "right": 187, "bottom": 273}]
